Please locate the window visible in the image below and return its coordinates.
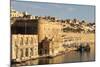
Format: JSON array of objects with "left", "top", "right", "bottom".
[
  {"left": 31, "top": 37, "right": 33, "bottom": 44},
  {"left": 25, "top": 37, "right": 28, "bottom": 45},
  {"left": 20, "top": 37, "right": 23, "bottom": 45},
  {"left": 25, "top": 48, "right": 28, "bottom": 57},
  {"left": 29, "top": 48, "right": 33, "bottom": 56},
  {"left": 20, "top": 49, "right": 23, "bottom": 58}
]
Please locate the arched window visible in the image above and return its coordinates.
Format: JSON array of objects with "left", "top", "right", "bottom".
[
  {"left": 20, "top": 37, "right": 23, "bottom": 45},
  {"left": 31, "top": 37, "right": 33, "bottom": 44},
  {"left": 25, "top": 48, "right": 28, "bottom": 57},
  {"left": 20, "top": 49, "right": 23, "bottom": 58},
  {"left": 25, "top": 37, "right": 28, "bottom": 45},
  {"left": 30, "top": 48, "right": 33, "bottom": 56}
]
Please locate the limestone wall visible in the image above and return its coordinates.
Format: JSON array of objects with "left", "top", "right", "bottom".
[
  {"left": 12, "top": 34, "right": 38, "bottom": 62},
  {"left": 63, "top": 32, "right": 95, "bottom": 44},
  {"left": 38, "top": 19, "right": 64, "bottom": 56}
]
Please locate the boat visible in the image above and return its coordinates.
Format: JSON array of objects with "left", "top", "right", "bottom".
[{"left": 76, "top": 43, "right": 90, "bottom": 52}]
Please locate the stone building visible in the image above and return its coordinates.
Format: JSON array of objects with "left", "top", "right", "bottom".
[
  {"left": 11, "top": 18, "right": 39, "bottom": 62},
  {"left": 38, "top": 19, "right": 64, "bottom": 57},
  {"left": 11, "top": 10, "right": 65, "bottom": 62},
  {"left": 12, "top": 34, "right": 38, "bottom": 62},
  {"left": 11, "top": 9, "right": 24, "bottom": 18}
]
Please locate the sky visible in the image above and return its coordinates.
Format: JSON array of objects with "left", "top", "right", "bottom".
[{"left": 11, "top": 1, "right": 95, "bottom": 23}]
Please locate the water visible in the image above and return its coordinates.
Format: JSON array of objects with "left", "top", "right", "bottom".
[{"left": 12, "top": 43, "right": 95, "bottom": 67}]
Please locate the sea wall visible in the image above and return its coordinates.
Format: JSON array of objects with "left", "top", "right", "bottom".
[{"left": 63, "top": 32, "right": 95, "bottom": 44}]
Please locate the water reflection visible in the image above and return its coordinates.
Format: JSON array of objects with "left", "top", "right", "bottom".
[{"left": 12, "top": 43, "right": 95, "bottom": 67}]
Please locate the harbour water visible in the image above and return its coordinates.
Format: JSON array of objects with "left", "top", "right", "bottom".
[{"left": 12, "top": 42, "right": 95, "bottom": 67}]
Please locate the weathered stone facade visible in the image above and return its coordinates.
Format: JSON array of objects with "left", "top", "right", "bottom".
[
  {"left": 12, "top": 34, "right": 38, "bottom": 62},
  {"left": 11, "top": 18, "right": 64, "bottom": 62},
  {"left": 38, "top": 19, "right": 64, "bottom": 57}
]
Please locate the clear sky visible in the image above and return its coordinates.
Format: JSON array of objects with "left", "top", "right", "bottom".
[{"left": 11, "top": 1, "right": 95, "bottom": 23}]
